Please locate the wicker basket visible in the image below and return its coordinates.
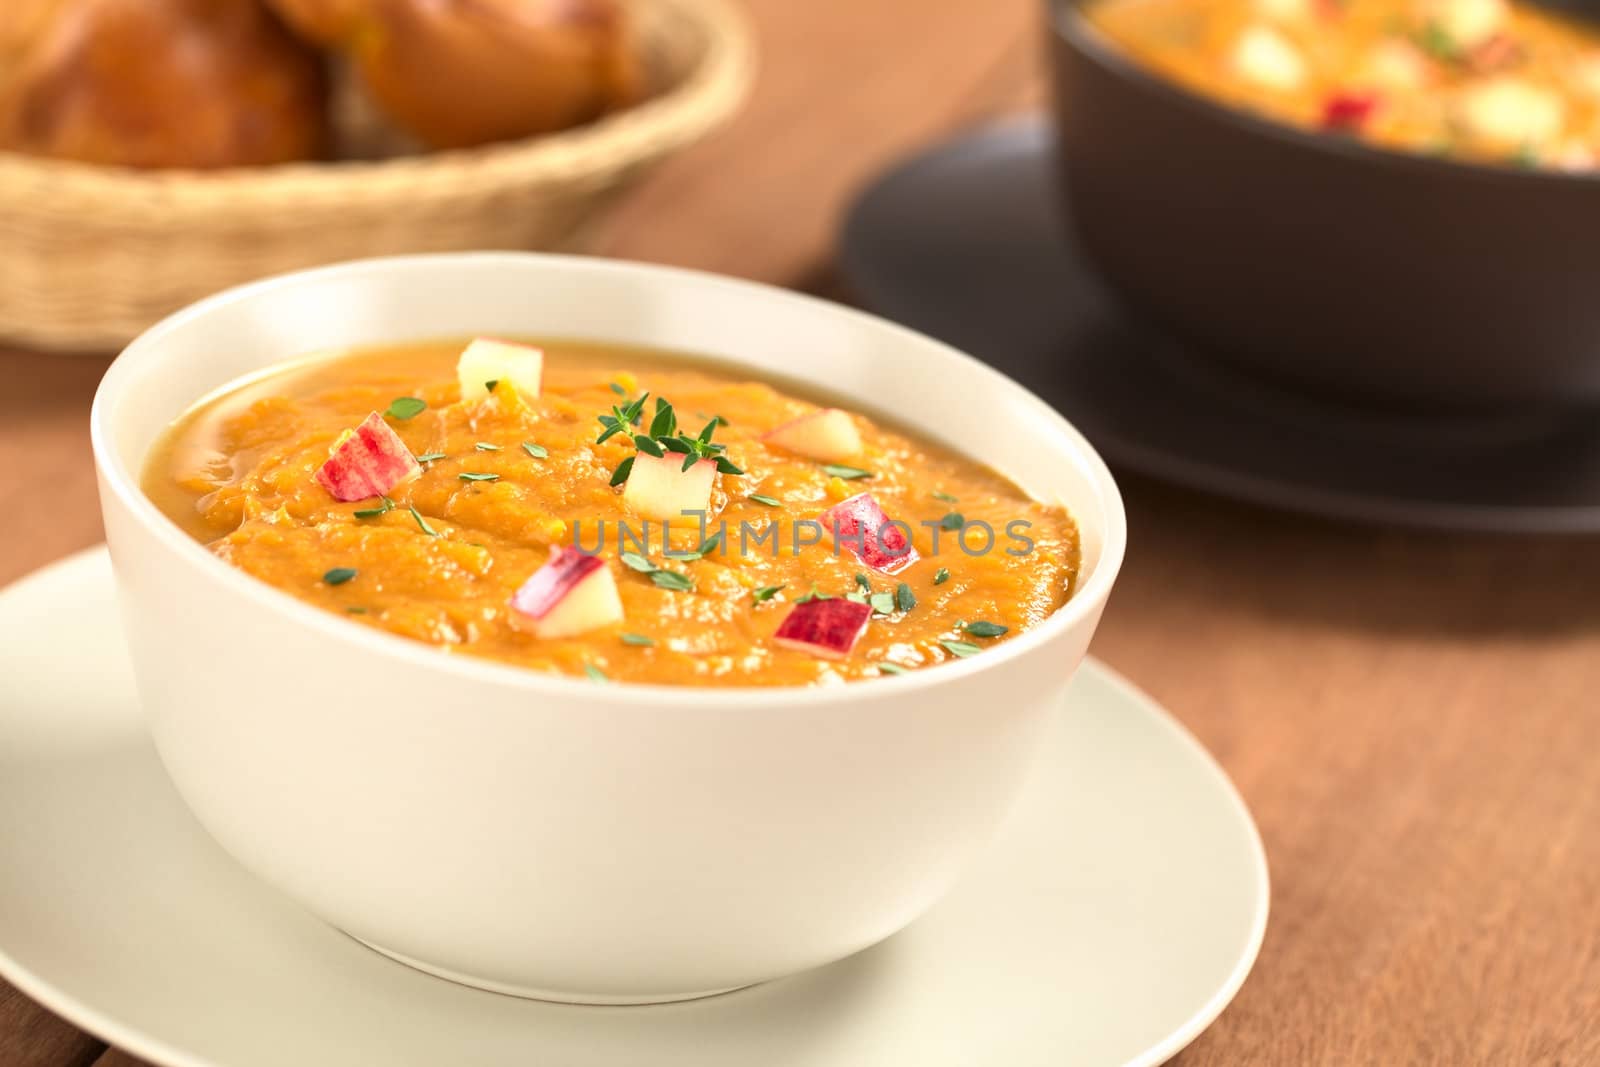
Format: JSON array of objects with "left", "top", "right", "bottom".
[{"left": 0, "top": 0, "right": 753, "bottom": 352}]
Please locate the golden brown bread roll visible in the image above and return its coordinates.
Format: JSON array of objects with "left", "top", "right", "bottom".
[
  {"left": 263, "top": 0, "right": 366, "bottom": 43},
  {"left": 266, "top": 0, "right": 640, "bottom": 149},
  {"left": 0, "top": 0, "right": 327, "bottom": 169}
]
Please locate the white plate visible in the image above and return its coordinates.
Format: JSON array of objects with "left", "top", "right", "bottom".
[{"left": 0, "top": 549, "right": 1267, "bottom": 1067}]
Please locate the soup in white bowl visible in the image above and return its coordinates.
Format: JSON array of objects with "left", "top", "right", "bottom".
[{"left": 91, "top": 253, "right": 1126, "bottom": 1003}]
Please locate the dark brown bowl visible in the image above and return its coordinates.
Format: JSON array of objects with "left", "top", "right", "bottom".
[{"left": 1047, "top": 0, "right": 1600, "bottom": 410}]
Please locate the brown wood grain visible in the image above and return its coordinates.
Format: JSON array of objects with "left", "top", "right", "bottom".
[
  {"left": 3, "top": 0, "right": 1599, "bottom": 1064},
  {"left": 0, "top": 987, "right": 98, "bottom": 1067}
]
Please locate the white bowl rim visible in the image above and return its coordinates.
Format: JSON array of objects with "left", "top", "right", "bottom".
[{"left": 91, "top": 252, "right": 1128, "bottom": 707}]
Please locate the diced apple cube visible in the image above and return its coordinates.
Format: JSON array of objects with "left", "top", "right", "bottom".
[
  {"left": 457, "top": 338, "right": 543, "bottom": 403},
  {"left": 773, "top": 598, "right": 873, "bottom": 660},
  {"left": 1231, "top": 26, "right": 1307, "bottom": 91},
  {"left": 1465, "top": 33, "right": 1521, "bottom": 74},
  {"left": 1455, "top": 77, "right": 1564, "bottom": 152},
  {"left": 622, "top": 452, "right": 717, "bottom": 521},
  {"left": 762, "top": 409, "right": 863, "bottom": 463},
  {"left": 820, "top": 491, "right": 920, "bottom": 575},
  {"left": 1424, "top": 0, "right": 1507, "bottom": 51},
  {"left": 1359, "top": 40, "right": 1428, "bottom": 93},
  {"left": 315, "top": 411, "right": 421, "bottom": 502},
  {"left": 510, "top": 547, "right": 624, "bottom": 639},
  {"left": 1255, "top": 0, "right": 1311, "bottom": 22}
]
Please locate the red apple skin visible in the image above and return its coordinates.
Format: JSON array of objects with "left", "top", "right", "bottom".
[
  {"left": 1321, "top": 90, "right": 1380, "bottom": 130},
  {"left": 315, "top": 411, "right": 422, "bottom": 502},
  {"left": 773, "top": 598, "right": 873, "bottom": 660},
  {"left": 510, "top": 547, "right": 604, "bottom": 619},
  {"left": 821, "top": 492, "right": 920, "bottom": 575}
]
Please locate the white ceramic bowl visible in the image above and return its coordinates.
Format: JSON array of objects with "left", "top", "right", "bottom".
[{"left": 91, "top": 253, "right": 1126, "bottom": 1004}]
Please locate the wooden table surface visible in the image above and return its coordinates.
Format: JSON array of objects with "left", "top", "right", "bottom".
[{"left": 3, "top": 1, "right": 1598, "bottom": 1064}]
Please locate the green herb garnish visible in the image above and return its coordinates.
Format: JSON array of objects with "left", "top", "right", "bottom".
[
  {"left": 940, "top": 512, "right": 964, "bottom": 530},
  {"left": 603, "top": 396, "right": 743, "bottom": 479},
  {"left": 323, "top": 567, "right": 358, "bottom": 586},
  {"left": 385, "top": 396, "right": 426, "bottom": 420},
  {"left": 934, "top": 567, "right": 950, "bottom": 585},
  {"left": 964, "top": 621, "right": 1009, "bottom": 638},
  {"left": 673, "top": 404, "right": 744, "bottom": 474},
  {"left": 485, "top": 379, "right": 499, "bottom": 393},
  {"left": 521, "top": 441, "right": 548, "bottom": 459},
  {"left": 748, "top": 493, "right": 781, "bottom": 507},
  {"left": 940, "top": 639, "right": 982, "bottom": 659},
  {"left": 666, "top": 533, "right": 724, "bottom": 561},
  {"left": 933, "top": 491, "right": 959, "bottom": 503},
  {"left": 877, "top": 662, "right": 909, "bottom": 676},
  {"left": 409, "top": 505, "right": 439, "bottom": 537},
  {"left": 475, "top": 442, "right": 501, "bottom": 452},
  {"left": 648, "top": 570, "right": 694, "bottom": 592},
  {"left": 649, "top": 397, "right": 678, "bottom": 439},
  {"left": 618, "top": 551, "right": 693, "bottom": 592},
  {"left": 597, "top": 392, "right": 651, "bottom": 444},
  {"left": 353, "top": 495, "right": 395, "bottom": 519},
  {"left": 585, "top": 664, "right": 609, "bottom": 684},
  {"left": 459, "top": 472, "right": 500, "bottom": 482},
  {"left": 415, "top": 452, "right": 447, "bottom": 463},
  {"left": 752, "top": 584, "right": 786, "bottom": 604},
  {"left": 1417, "top": 20, "right": 1458, "bottom": 60},
  {"left": 620, "top": 632, "right": 656, "bottom": 647},
  {"left": 854, "top": 573, "right": 871, "bottom": 592},
  {"left": 895, "top": 582, "right": 916, "bottom": 612},
  {"left": 609, "top": 381, "right": 627, "bottom": 396},
  {"left": 796, "top": 583, "right": 830, "bottom": 603},
  {"left": 822, "top": 464, "right": 872, "bottom": 480},
  {"left": 869, "top": 592, "right": 896, "bottom": 615}
]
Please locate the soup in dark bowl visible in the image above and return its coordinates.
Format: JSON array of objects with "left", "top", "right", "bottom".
[
  {"left": 1050, "top": 0, "right": 1600, "bottom": 409},
  {"left": 1087, "top": 0, "right": 1600, "bottom": 170}
]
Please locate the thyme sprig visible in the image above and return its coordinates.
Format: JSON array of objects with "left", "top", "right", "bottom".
[
  {"left": 597, "top": 392, "right": 652, "bottom": 444},
  {"left": 602, "top": 396, "right": 744, "bottom": 485},
  {"left": 619, "top": 551, "right": 695, "bottom": 592}
]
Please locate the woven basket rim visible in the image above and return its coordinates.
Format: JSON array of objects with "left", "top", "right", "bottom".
[{"left": 0, "top": 0, "right": 753, "bottom": 209}]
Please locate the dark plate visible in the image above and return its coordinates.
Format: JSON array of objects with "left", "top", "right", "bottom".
[{"left": 838, "top": 118, "right": 1600, "bottom": 534}]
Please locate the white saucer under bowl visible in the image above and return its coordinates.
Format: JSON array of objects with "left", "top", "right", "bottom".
[{"left": 0, "top": 549, "right": 1268, "bottom": 1067}]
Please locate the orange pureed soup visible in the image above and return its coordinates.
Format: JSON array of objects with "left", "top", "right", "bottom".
[{"left": 144, "top": 339, "right": 1080, "bottom": 686}]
